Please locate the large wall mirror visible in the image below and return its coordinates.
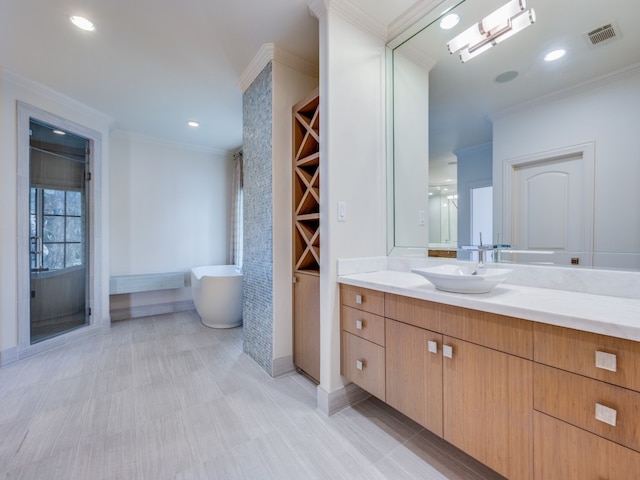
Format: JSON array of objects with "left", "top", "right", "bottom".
[{"left": 389, "top": 0, "right": 640, "bottom": 270}]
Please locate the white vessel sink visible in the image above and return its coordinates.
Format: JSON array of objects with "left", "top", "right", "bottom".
[{"left": 412, "top": 264, "right": 512, "bottom": 294}]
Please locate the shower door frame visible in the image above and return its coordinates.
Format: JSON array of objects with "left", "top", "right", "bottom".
[{"left": 16, "top": 102, "right": 105, "bottom": 354}]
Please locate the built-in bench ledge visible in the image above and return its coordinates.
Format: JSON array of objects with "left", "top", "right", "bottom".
[{"left": 109, "top": 272, "right": 185, "bottom": 295}]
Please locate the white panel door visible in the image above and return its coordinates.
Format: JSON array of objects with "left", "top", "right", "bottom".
[{"left": 510, "top": 152, "right": 593, "bottom": 266}]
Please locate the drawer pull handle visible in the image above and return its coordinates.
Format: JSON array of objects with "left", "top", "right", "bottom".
[
  {"left": 355, "top": 294, "right": 363, "bottom": 305},
  {"left": 443, "top": 344, "right": 453, "bottom": 359},
  {"left": 595, "top": 403, "right": 617, "bottom": 427},
  {"left": 428, "top": 340, "right": 438, "bottom": 354},
  {"left": 595, "top": 351, "right": 617, "bottom": 372},
  {"left": 356, "top": 359, "right": 364, "bottom": 371},
  {"left": 356, "top": 320, "right": 363, "bottom": 330}
]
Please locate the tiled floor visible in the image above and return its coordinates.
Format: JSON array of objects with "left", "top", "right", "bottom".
[{"left": 0, "top": 311, "right": 505, "bottom": 480}]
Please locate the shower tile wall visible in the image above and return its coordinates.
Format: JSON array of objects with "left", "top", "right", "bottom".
[{"left": 242, "top": 61, "right": 274, "bottom": 374}]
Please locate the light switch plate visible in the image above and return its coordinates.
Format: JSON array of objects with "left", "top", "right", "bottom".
[{"left": 337, "top": 201, "right": 346, "bottom": 222}]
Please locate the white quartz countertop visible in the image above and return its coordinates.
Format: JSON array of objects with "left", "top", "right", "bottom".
[{"left": 337, "top": 270, "right": 640, "bottom": 342}]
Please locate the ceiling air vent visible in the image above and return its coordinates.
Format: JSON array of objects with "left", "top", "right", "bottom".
[{"left": 584, "top": 22, "right": 620, "bottom": 47}]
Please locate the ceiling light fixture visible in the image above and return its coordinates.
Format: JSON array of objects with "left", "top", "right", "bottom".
[
  {"left": 440, "top": 13, "right": 460, "bottom": 30},
  {"left": 447, "top": 0, "right": 536, "bottom": 63},
  {"left": 52, "top": 129, "right": 66, "bottom": 135},
  {"left": 544, "top": 49, "right": 566, "bottom": 62},
  {"left": 187, "top": 121, "right": 200, "bottom": 128},
  {"left": 70, "top": 16, "right": 96, "bottom": 32}
]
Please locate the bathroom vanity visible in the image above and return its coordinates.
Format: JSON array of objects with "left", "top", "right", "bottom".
[{"left": 338, "top": 268, "right": 640, "bottom": 480}]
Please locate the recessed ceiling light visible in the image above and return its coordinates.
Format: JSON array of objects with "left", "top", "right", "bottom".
[
  {"left": 52, "top": 129, "right": 66, "bottom": 135},
  {"left": 544, "top": 49, "right": 566, "bottom": 62},
  {"left": 187, "top": 121, "right": 200, "bottom": 128},
  {"left": 440, "top": 13, "right": 460, "bottom": 30},
  {"left": 70, "top": 16, "right": 95, "bottom": 32}
]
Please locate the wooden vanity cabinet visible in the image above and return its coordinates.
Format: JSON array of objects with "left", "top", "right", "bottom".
[
  {"left": 532, "top": 323, "right": 640, "bottom": 478},
  {"left": 534, "top": 411, "right": 640, "bottom": 479},
  {"left": 385, "top": 319, "right": 443, "bottom": 435},
  {"left": 340, "top": 285, "right": 386, "bottom": 401},
  {"left": 384, "top": 295, "right": 444, "bottom": 434},
  {"left": 383, "top": 293, "right": 533, "bottom": 480},
  {"left": 340, "top": 284, "right": 640, "bottom": 479},
  {"left": 441, "top": 311, "right": 533, "bottom": 480},
  {"left": 442, "top": 334, "right": 533, "bottom": 480}
]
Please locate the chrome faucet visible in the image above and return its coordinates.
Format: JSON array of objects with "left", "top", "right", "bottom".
[
  {"left": 476, "top": 233, "right": 494, "bottom": 271},
  {"left": 459, "top": 232, "right": 498, "bottom": 273}
]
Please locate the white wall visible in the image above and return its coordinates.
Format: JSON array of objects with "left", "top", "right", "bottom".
[
  {"left": 315, "top": 5, "right": 387, "bottom": 395},
  {"left": 392, "top": 50, "right": 430, "bottom": 247},
  {"left": 0, "top": 69, "right": 112, "bottom": 360},
  {"left": 271, "top": 62, "right": 318, "bottom": 364},
  {"left": 493, "top": 69, "right": 640, "bottom": 269},
  {"left": 456, "top": 142, "right": 492, "bottom": 247},
  {"left": 109, "top": 130, "right": 232, "bottom": 276}
]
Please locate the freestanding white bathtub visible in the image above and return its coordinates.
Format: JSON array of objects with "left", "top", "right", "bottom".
[{"left": 191, "top": 265, "right": 243, "bottom": 328}]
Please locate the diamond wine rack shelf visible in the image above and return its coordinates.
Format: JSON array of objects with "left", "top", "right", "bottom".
[{"left": 293, "top": 91, "right": 320, "bottom": 274}]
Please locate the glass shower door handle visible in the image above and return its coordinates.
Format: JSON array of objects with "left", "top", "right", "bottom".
[{"left": 30, "top": 235, "right": 40, "bottom": 254}]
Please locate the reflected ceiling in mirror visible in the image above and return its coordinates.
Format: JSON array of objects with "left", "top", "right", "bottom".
[
  {"left": 389, "top": 0, "right": 640, "bottom": 270},
  {"left": 409, "top": 0, "right": 640, "bottom": 160}
]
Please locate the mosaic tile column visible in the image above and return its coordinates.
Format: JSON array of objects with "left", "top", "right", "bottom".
[{"left": 242, "top": 62, "right": 274, "bottom": 374}]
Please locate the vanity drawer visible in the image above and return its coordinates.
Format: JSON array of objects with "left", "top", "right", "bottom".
[
  {"left": 534, "top": 323, "right": 640, "bottom": 391},
  {"left": 534, "top": 411, "right": 640, "bottom": 480},
  {"left": 340, "top": 285, "right": 384, "bottom": 316},
  {"left": 341, "top": 305, "right": 385, "bottom": 346},
  {"left": 443, "top": 309, "right": 533, "bottom": 359},
  {"left": 534, "top": 363, "right": 640, "bottom": 452},
  {"left": 341, "top": 331, "right": 385, "bottom": 401},
  {"left": 384, "top": 294, "right": 441, "bottom": 332}
]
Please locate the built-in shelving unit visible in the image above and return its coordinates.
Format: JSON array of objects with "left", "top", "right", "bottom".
[
  {"left": 292, "top": 88, "right": 320, "bottom": 383},
  {"left": 293, "top": 91, "right": 320, "bottom": 273}
]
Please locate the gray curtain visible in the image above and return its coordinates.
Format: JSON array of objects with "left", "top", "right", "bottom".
[{"left": 229, "top": 151, "right": 243, "bottom": 267}]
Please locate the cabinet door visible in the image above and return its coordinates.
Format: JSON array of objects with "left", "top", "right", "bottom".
[
  {"left": 385, "top": 319, "right": 443, "bottom": 435},
  {"left": 443, "top": 336, "right": 533, "bottom": 480},
  {"left": 534, "top": 411, "right": 640, "bottom": 479},
  {"left": 293, "top": 272, "right": 319, "bottom": 382}
]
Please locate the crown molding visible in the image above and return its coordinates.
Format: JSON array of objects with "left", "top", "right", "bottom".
[
  {"left": 388, "top": 0, "right": 445, "bottom": 47},
  {"left": 237, "top": 43, "right": 275, "bottom": 93},
  {"left": 273, "top": 47, "right": 319, "bottom": 78},
  {"left": 309, "top": 0, "right": 387, "bottom": 41},
  {"left": 492, "top": 62, "right": 640, "bottom": 120},
  {"left": 308, "top": 0, "right": 327, "bottom": 19},
  {"left": 237, "top": 43, "right": 319, "bottom": 93},
  {"left": 111, "top": 128, "right": 232, "bottom": 157},
  {"left": 1, "top": 68, "right": 115, "bottom": 128},
  {"left": 394, "top": 43, "right": 437, "bottom": 72}
]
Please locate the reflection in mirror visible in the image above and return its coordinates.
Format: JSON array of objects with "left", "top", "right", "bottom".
[
  {"left": 428, "top": 184, "right": 457, "bottom": 246},
  {"left": 390, "top": 0, "right": 640, "bottom": 270}
]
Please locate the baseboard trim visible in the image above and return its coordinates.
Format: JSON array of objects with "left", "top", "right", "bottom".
[
  {"left": 0, "top": 346, "right": 18, "bottom": 367},
  {"left": 1, "top": 323, "right": 102, "bottom": 368},
  {"left": 110, "top": 300, "right": 195, "bottom": 321},
  {"left": 317, "top": 382, "right": 371, "bottom": 416},
  {"left": 272, "top": 355, "right": 295, "bottom": 377}
]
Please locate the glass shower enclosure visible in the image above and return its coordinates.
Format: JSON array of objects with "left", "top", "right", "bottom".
[{"left": 29, "top": 119, "right": 90, "bottom": 343}]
